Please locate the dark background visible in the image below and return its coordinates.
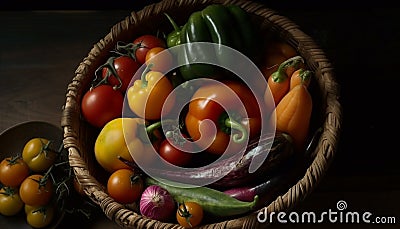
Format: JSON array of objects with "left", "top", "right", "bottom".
[{"left": 1, "top": 0, "right": 399, "bottom": 228}]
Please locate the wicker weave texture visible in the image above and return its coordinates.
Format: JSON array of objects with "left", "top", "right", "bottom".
[{"left": 61, "top": 0, "right": 342, "bottom": 228}]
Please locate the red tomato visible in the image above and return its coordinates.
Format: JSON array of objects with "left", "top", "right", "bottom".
[
  {"left": 0, "top": 156, "right": 30, "bottom": 187},
  {"left": 81, "top": 84, "right": 124, "bottom": 128},
  {"left": 132, "top": 35, "right": 166, "bottom": 65},
  {"left": 101, "top": 56, "right": 140, "bottom": 93},
  {"left": 107, "top": 168, "right": 144, "bottom": 204},
  {"left": 158, "top": 134, "right": 193, "bottom": 167}
]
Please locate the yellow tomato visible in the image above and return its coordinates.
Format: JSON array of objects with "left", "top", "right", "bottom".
[
  {"left": 0, "top": 187, "right": 24, "bottom": 216},
  {"left": 94, "top": 118, "right": 135, "bottom": 173},
  {"left": 25, "top": 204, "right": 55, "bottom": 228},
  {"left": 22, "top": 138, "right": 58, "bottom": 172}
]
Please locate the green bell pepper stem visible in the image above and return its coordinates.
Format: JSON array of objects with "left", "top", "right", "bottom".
[
  {"left": 165, "top": 13, "right": 180, "bottom": 32},
  {"left": 224, "top": 117, "right": 248, "bottom": 143},
  {"left": 219, "top": 112, "right": 248, "bottom": 143},
  {"left": 164, "top": 13, "right": 182, "bottom": 48}
]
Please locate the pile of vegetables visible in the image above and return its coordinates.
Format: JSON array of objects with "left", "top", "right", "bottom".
[{"left": 79, "top": 3, "right": 315, "bottom": 227}]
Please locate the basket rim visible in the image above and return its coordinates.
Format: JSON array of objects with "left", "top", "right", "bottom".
[{"left": 61, "top": 0, "right": 342, "bottom": 228}]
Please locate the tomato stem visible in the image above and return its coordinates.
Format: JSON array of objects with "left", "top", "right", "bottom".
[
  {"left": 0, "top": 186, "right": 16, "bottom": 196},
  {"left": 130, "top": 175, "right": 141, "bottom": 185},
  {"left": 115, "top": 41, "right": 142, "bottom": 61},
  {"left": 39, "top": 164, "right": 54, "bottom": 186},
  {"left": 6, "top": 155, "right": 22, "bottom": 165},
  {"left": 41, "top": 139, "right": 60, "bottom": 155},
  {"left": 93, "top": 56, "right": 123, "bottom": 90},
  {"left": 118, "top": 155, "right": 141, "bottom": 171},
  {"left": 32, "top": 207, "right": 47, "bottom": 214},
  {"left": 178, "top": 201, "right": 193, "bottom": 228}
]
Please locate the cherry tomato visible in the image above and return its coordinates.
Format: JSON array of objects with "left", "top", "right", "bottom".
[
  {"left": 81, "top": 84, "right": 124, "bottom": 128},
  {"left": 107, "top": 168, "right": 144, "bottom": 204},
  {"left": 176, "top": 201, "right": 203, "bottom": 228},
  {"left": 0, "top": 187, "right": 24, "bottom": 216},
  {"left": 19, "top": 174, "right": 53, "bottom": 206},
  {"left": 132, "top": 34, "right": 166, "bottom": 64},
  {"left": 158, "top": 134, "right": 193, "bottom": 167},
  {"left": 22, "top": 138, "right": 58, "bottom": 172},
  {"left": 145, "top": 47, "right": 173, "bottom": 73},
  {"left": 0, "top": 156, "right": 30, "bottom": 187},
  {"left": 25, "top": 204, "right": 55, "bottom": 228},
  {"left": 101, "top": 56, "right": 140, "bottom": 92}
]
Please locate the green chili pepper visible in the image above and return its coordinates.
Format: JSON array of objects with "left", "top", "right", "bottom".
[{"left": 145, "top": 176, "right": 258, "bottom": 217}]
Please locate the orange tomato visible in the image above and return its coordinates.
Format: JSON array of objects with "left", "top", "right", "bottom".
[
  {"left": 107, "top": 168, "right": 144, "bottom": 204},
  {"left": 176, "top": 201, "right": 203, "bottom": 228},
  {"left": 19, "top": 174, "right": 53, "bottom": 206},
  {"left": 0, "top": 156, "right": 30, "bottom": 187},
  {"left": 145, "top": 47, "right": 173, "bottom": 73}
]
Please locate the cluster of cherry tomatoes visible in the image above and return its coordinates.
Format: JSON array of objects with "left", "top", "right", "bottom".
[{"left": 0, "top": 137, "right": 66, "bottom": 228}]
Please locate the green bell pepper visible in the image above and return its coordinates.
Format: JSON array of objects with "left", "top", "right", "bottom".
[{"left": 164, "top": 4, "right": 258, "bottom": 81}]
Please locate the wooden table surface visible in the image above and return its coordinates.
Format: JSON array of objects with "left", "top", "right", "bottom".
[{"left": 1, "top": 1, "right": 399, "bottom": 228}]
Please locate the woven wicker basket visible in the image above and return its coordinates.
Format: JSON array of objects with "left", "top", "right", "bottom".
[{"left": 61, "top": 0, "right": 342, "bottom": 228}]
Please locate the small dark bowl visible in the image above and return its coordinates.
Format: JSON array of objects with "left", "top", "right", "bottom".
[{"left": 0, "top": 121, "right": 64, "bottom": 229}]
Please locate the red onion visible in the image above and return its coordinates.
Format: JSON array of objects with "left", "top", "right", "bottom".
[{"left": 139, "top": 185, "right": 176, "bottom": 221}]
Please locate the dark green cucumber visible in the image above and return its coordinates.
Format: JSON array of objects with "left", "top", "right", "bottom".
[{"left": 145, "top": 176, "right": 258, "bottom": 217}]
